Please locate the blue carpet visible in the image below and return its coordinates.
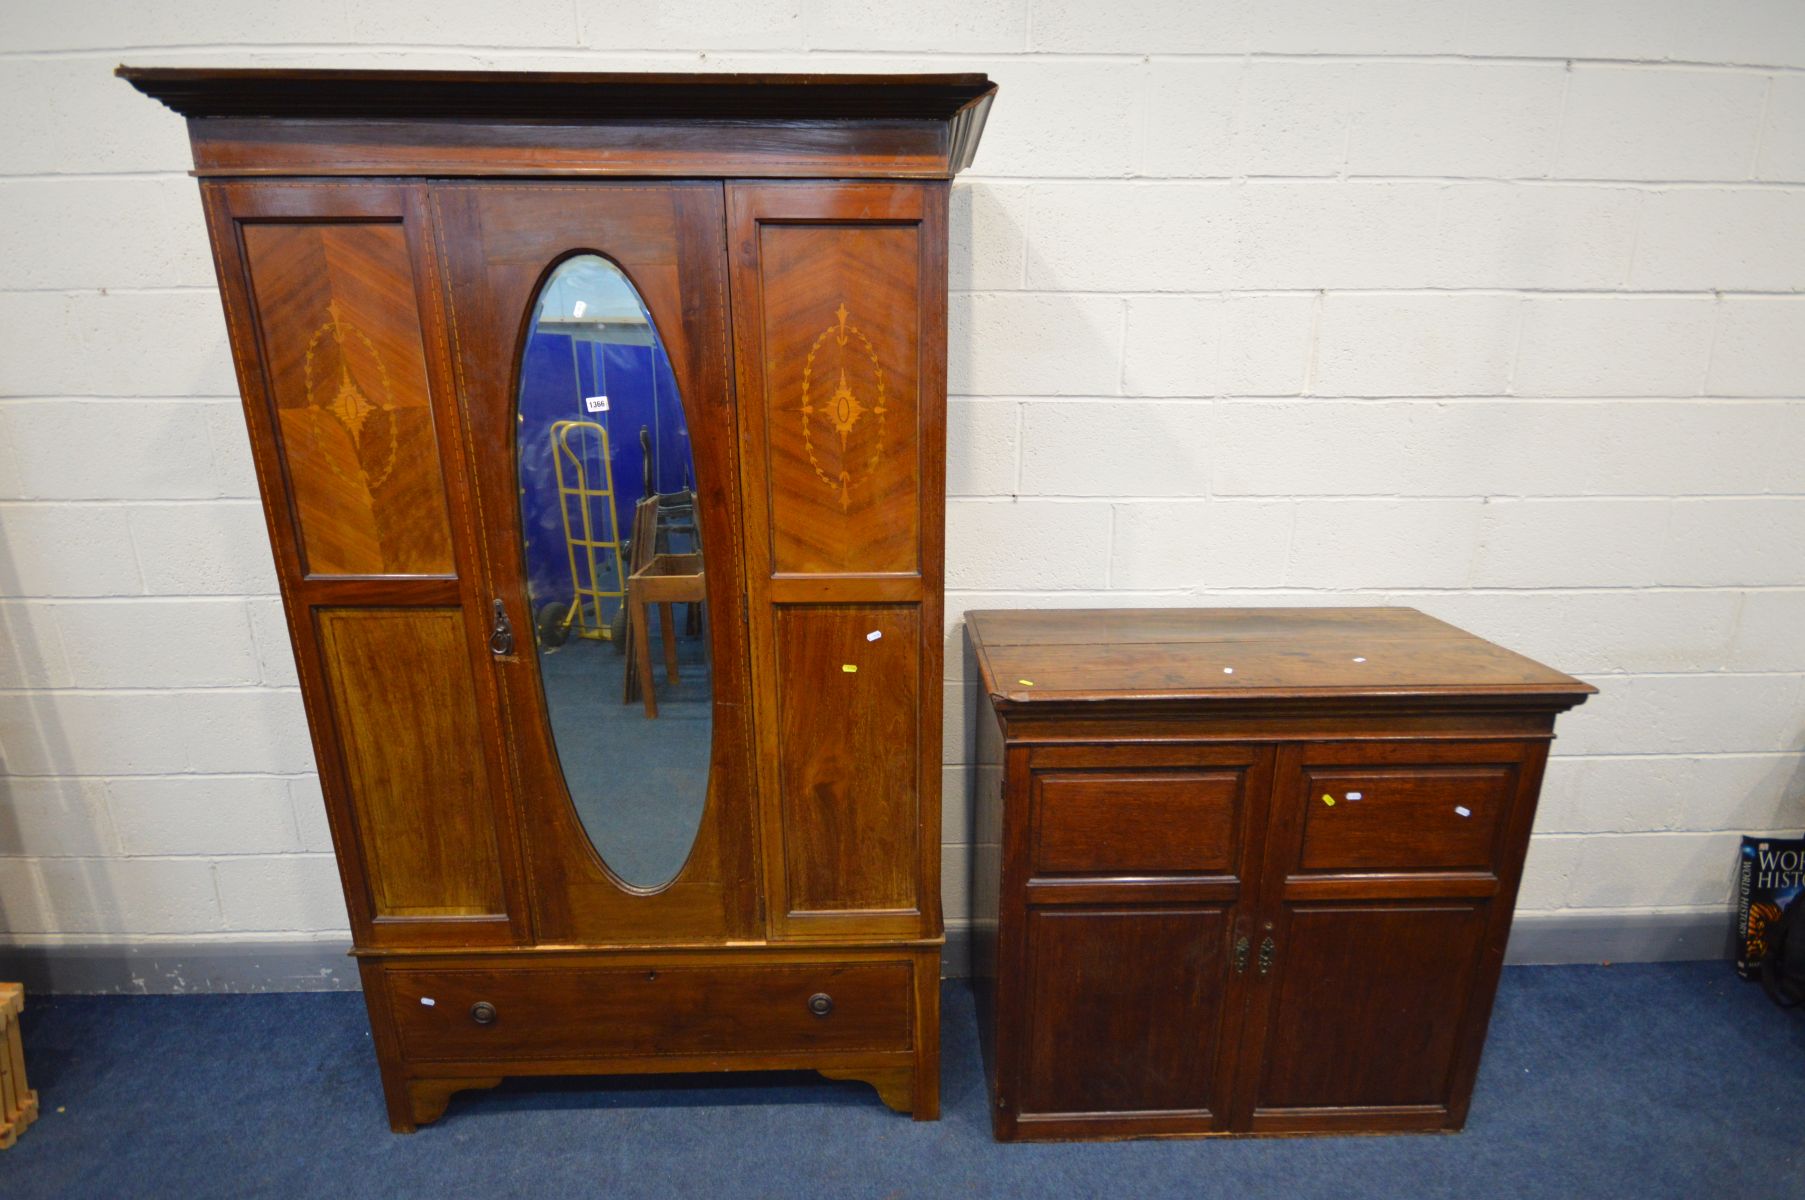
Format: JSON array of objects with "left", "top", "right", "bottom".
[{"left": 5, "top": 963, "right": 1801, "bottom": 1198}]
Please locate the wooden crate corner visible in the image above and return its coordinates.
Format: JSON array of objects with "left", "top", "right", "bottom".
[{"left": 0, "top": 983, "right": 39, "bottom": 1149}]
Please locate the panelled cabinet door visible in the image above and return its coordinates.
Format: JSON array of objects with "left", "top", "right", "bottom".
[
  {"left": 1002, "top": 744, "right": 1275, "bottom": 1137},
  {"left": 1017, "top": 907, "right": 1238, "bottom": 1124},
  {"left": 1243, "top": 900, "right": 1491, "bottom": 1131},
  {"left": 432, "top": 182, "right": 759, "bottom": 945},
  {"left": 728, "top": 183, "right": 948, "bottom": 941},
  {"left": 202, "top": 182, "right": 524, "bottom": 949},
  {"left": 1236, "top": 740, "right": 1542, "bottom": 1132}
]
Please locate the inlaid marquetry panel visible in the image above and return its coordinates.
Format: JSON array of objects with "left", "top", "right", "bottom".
[
  {"left": 757, "top": 224, "right": 920, "bottom": 576},
  {"left": 243, "top": 222, "right": 455, "bottom": 576},
  {"left": 317, "top": 608, "right": 505, "bottom": 918},
  {"left": 775, "top": 605, "right": 921, "bottom": 915}
]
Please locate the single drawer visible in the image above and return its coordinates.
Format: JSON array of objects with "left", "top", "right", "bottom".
[
  {"left": 386, "top": 960, "right": 913, "bottom": 1063},
  {"left": 1032, "top": 769, "right": 1243, "bottom": 876},
  {"left": 1296, "top": 761, "right": 1515, "bottom": 873}
]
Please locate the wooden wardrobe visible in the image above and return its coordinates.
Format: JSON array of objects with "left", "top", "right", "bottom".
[{"left": 123, "top": 67, "right": 994, "bottom": 1131}]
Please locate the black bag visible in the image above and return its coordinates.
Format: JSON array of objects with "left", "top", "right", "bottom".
[{"left": 1760, "top": 895, "right": 1805, "bottom": 1009}]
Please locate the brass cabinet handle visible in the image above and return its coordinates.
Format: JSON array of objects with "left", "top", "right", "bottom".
[
  {"left": 1258, "top": 936, "right": 1276, "bottom": 978},
  {"left": 470, "top": 1001, "right": 497, "bottom": 1026},
  {"left": 1233, "top": 935, "right": 1250, "bottom": 974},
  {"left": 489, "top": 599, "right": 515, "bottom": 656},
  {"left": 808, "top": 992, "right": 834, "bottom": 1018}
]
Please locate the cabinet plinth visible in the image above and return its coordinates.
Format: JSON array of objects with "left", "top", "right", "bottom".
[{"left": 967, "top": 607, "right": 1594, "bottom": 1142}]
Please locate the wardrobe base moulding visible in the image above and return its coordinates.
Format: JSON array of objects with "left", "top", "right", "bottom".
[{"left": 359, "top": 945, "right": 943, "bottom": 1132}]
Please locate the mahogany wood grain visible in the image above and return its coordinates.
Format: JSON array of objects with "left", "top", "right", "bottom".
[
  {"left": 200, "top": 180, "right": 532, "bottom": 954},
  {"left": 765, "top": 574, "right": 922, "bottom": 603},
  {"left": 293, "top": 576, "right": 460, "bottom": 606},
  {"left": 1022, "top": 878, "right": 1244, "bottom": 906},
  {"left": 729, "top": 182, "right": 947, "bottom": 946},
  {"left": 184, "top": 120, "right": 958, "bottom": 182},
  {"left": 119, "top": 68, "right": 996, "bottom": 180},
  {"left": 406, "top": 1077, "right": 501, "bottom": 1129},
  {"left": 1031, "top": 771, "right": 1242, "bottom": 876},
  {"left": 1281, "top": 873, "right": 1500, "bottom": 901},
  {"left": 386, "top": 960, "right": 912, "bottom": 1061},
  {"left": 1027, "top": 743, "right": 1260, "bottom": 770},
  {"left": 982, "top": 639, "right": 1583, "bottom": 705},
  {"left": 315, "top": 608, "right": 507, "bottom": 920},
  {"left": 1248, "top": 902, "right": 1488, "bottom": 1121},
  {"left": 907, "top": 942, "right": 942, "bottom": 1121},
  {"left": 1019, "top": 907, "right": 1237, "bottom": 1126},
  {"left": 360, "top": 944, "right": 936, "bottom": 1129},
  {"left": 759, "top": 222, "right": 922, "bottom": 574},
  {"left": 119, "top": 66, "right": 995, "bottom": 122},
  {"left": 819, "top": 1066, "right": 914, "bottom": 1114},
  {"left": 972, "top": 607, "right": 1588, "bottom": 707},
  {"left": 240, "top": 219, "right": 455, "bottom": 577},
  {"left": 775, "top": 605, "right": 922, "bottom": 920},
  {"left": 968, "top": 607, "right": 1592, "bottom": 1142},
  {"left": 1421, "top": 736, "right": 1559, "bottom": 1132},
  {"left": 992, "top": 709, "right": 1565, "bottom": 746},
  {"left": 436, "top": 181, "right": 759, "bottom": 946},
  {"left": 1273, "top": 741, "right": 1531, "bottom": 889},
  {"left": 1294, "top": 764, "right": 1513, "bottom": 873}
]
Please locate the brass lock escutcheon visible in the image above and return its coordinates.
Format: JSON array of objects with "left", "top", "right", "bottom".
[
  {"left": 1233, "top": 935, "right": 1250, "bottom": 974},
  {"left": 1258, "top": 936, "right": 1276, "bottom": 978}
]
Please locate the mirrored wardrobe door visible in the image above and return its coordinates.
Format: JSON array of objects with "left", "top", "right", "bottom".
[
  {"left": 432, "top": 182, "right": 758, "bottom": 944},
  {"left": 517, "top": 253, "right": 709, "bottom": 892}
]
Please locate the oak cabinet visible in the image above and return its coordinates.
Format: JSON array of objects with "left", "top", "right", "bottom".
[
  {"left": 124, "top": 67, "right": 995, "bottom": 1131},
  {"left": 967, "top": 608, "right": 1594, "bottom": 1141}
]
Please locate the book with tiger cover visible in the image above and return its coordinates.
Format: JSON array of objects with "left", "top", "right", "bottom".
[{"left": 1736, "top": 835, "right": 1805, "bottom": 980}]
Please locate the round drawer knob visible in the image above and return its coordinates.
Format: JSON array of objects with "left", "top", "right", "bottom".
[
  {"left": 470, "top": 1001, "right": 498, "bottom": 1026},
  {"left": 807, "top": 992, "right": 834, "bottom": 1018}
]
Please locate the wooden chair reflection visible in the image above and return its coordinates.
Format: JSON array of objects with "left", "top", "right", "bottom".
[{"left": 622, "top": 491, "right": 704, "bottom": 718}]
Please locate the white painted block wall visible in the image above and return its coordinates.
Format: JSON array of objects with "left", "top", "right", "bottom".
[{"left": 2, "top": 1, "right": 1803, "bottom": 959}]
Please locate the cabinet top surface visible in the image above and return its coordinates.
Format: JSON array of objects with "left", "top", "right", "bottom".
[
  {"left": 966, "top": 607, "right": 1594, "bottom": 711},
  {"left": 116, "top": 66, "right": 996, "bottom": 123}
]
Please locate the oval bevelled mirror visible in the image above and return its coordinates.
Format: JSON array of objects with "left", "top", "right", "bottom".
[{"left": 516, "top": 255, "right": 709, "bottom": 891}]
